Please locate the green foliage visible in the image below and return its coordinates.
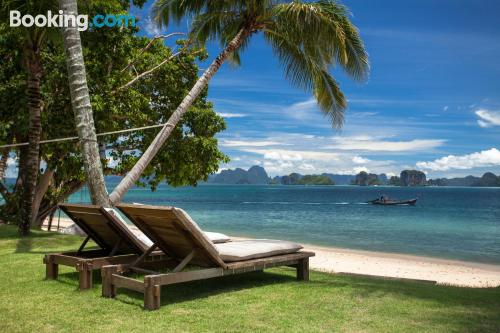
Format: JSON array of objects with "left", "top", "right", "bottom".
[
  {"left": 1, "top": 226, "right": 500, "bottom": 332},
  {"left": 389, "top": 176, "right": 401, "bottom": 186},
  {"left": 152, "top": 0, "right": 369, "bottom": 128},
  {"left": 0, "top": 0, "right": 228, "bottom": 222},
  {"left": 427, "top": 173, "right": 500, "bottom": 187},
  {"left": 297, "top": 174, "right": 334, "bottom": 185},
  {"left": 0, "top": 23, "right": 26, "bottom": 144},
  {"left": 280, "top": 172, "right": 302, "bottom": 185},
  {"left": 353, "top": 171, "right": 381, "bottom": 186},
  {"left": 400, "top": 170, "right": 426, "bottom": 186}
]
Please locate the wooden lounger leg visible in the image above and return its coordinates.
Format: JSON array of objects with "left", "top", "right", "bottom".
[
  {"left": 76, "top": 261, "right": 93, "bottom": 290},
  {"left": 296, "top": 258, "right": 309, "bottom": 281},
  {"left": 144, "top": 276, "right": 161, "bottom": 311},
  {"left": 102, "top": 265, "right": 118, "bottom": 298},
  {"left": 44, "top": 255, "right": 58, "bottom": 280}
]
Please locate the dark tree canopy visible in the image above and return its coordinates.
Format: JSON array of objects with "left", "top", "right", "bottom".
[{"left": 0, "top": 0, "right": 228, "bottom": 224}]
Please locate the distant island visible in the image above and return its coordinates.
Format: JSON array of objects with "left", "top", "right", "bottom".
[
  {"left": 209, "top": 166, "right": 336, "bottom": 185},
  {"left": 211, "top": 165, "right": 270, "bottom": 184},
  {"left": 272, "top": 174, "right": 335, "bottom": 185},
  {"left": 208, "top": 166, "right": 500, "bottom": 187}
]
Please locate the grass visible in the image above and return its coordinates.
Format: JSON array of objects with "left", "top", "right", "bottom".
[{"left": 0, "top": 225, "right": 499, "bottom": 333}]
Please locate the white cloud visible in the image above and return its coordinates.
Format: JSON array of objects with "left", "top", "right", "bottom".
[
  {"left": 416, "top": 148, "right": 500, "bottom": 171},
  {"left": 326, "top": 136, "right": 445, "bottom": 152},
  {"left": 220, "top": 140, "right": 285, "bottom": 147},
  {"left": 289, "top": 98, "right": 316, "bottom": 112},
  {"left": 143, "top": 17, "right": 161, "bottom": 36},
  {"left": 287, "top": 98, "right": 318, "bottom": 120},
  {"left": 217, "top": 112, "right": 247, "bottom": 118},
  {"left": 475, "top": 109, "right": 500, "bottom": 128},
  {"left": 229, "top": 146, "right": 396, "bottom": 176},
  {"left": 352, "top": 156, "right": 370, "bottom": 164},
  {"left": 299, "top": 163, "right": 316, "bottom": 171},
  {"left": 217, "top": 133, "right": 437, "bottom": 175},
  {"left": 263, "top": 151, "right": 303, "bottom": 162},
  {"left": 244, "top": 148, "right": 340, "bottom": 162},
  {"left": 349, "top": 111, "right": 378, "bottom": 118},
  {"left": 353, "top": 166, "right": 370, "bottom": 174}
]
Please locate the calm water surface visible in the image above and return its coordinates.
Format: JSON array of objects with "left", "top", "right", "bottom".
[{"left": 68, "top": 184, "right": 500, "bottom": 264}]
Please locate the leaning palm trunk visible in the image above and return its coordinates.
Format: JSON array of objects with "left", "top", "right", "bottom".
[
  {"left": 59, "top": 0, "right": 110, "bottom": 207},
  {"left": 19, "top": 51, "right": 43, "bottom": 235},
  {"left": 109, "top": 28, "right": 251, "bottom": 204}
]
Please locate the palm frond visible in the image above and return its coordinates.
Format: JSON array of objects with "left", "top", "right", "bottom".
[
  {"left": 272, "top": 0, "right": 369, "bottom": 81},
  {"left": 264, "top": 29, "right": 346, "bottom": 127},
  {"left": 151, "top": 0, "right": 369, "bottom": 128},
  {"left": 189, "top": 10, "right": 241, "bottom": 46},
  {"left": 152, "top": 0, "right": 246, "bottom": 28}
]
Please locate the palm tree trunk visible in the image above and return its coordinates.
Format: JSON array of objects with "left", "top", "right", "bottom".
[
  {"left": 59, "top": 0, "right": 110, "bottom": 207},
  {"left": 19, "top": 50, "right": 43, "bottom": 235},
  {"left": 109, "top": 28, "right": 251, "bottom": 204}
]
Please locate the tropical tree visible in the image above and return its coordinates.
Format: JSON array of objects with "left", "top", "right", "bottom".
[
  {"left": 0, "top": 1, "right": 227, "bottom": 230},
  {"left": 109, "top": 0, "right": 368, "bottom": 203},
  {"left": 58, "top": 0, "right": 110, "bottom": 207},
  {"left": 0, "top": 0, "right": 59, "bottom": 234}
]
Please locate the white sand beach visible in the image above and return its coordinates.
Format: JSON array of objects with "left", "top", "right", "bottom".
[{"left": 42, "top": 218, "right": 500, "bottom": 288}]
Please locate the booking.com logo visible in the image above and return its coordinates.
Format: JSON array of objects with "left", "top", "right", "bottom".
[{"left": 9, "top": 10, "right": 136, "bottom": 32}]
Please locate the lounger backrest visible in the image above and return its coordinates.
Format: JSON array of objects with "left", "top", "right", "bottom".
[
  {"left": 59, "top": 204, "right": 143, "bottom": 254},
  {"left": 117, "top": 204, "right": 227, "bottom": 268},
  {"left": 100, "top": 208, "right": 150, "bottom": 253}
]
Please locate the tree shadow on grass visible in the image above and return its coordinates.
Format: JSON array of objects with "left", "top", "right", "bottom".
[
  {"left": 14, "top": 236, "right": 78, "bottom": 254},
  {"left": 40, "top": 266, "right": 500, "bottom": 330},
  {"left": 0, "top": 224, "right": 70, "bottom": 254},
  {"left": 45, "top": 270, "right": 104, "bottom": 292},
  {"left": 115, "top": 270, "right": 298, "bottom": 309},
  {"left": 13, "top": 231, "right": 82, "bottom": 254},
  {"left": 313, "top": 272, "right": 500, "bottom": 307},
  {"left": 308, "top": 271, "right": 500, "bottom": 330},
  {"left": 114, "top": 267, "right": 500, "bottom": 326},
  {"left": 0, "top": 225, "right": 60, "bottom": 240},
  {"left": 44, "top": 271, "right": 82, "bottom": 289}
]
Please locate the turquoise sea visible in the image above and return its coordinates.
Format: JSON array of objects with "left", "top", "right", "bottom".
[{"left": 68, "top": 184, "right": 500, "bottom": 265}]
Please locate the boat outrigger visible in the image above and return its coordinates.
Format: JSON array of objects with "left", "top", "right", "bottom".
[{"left": 368, "top": 196, "right": 417, "bottom": 206}]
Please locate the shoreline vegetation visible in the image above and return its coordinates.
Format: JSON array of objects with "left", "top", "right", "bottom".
[
  {"left": 41, "top": 217, "right": 500, "bottom": 288},
  {"left": 209, "top": 165, "right": 500, "bottom": 187}
]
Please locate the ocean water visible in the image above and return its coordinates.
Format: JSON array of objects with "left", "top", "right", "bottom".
[{"left": 68, "top": 184, "right": 500, "bottom": 264}]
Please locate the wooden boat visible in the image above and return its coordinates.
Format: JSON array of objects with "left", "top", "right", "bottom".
[{"left": 368, "top": 198, "right": 417, "bottom": 206}]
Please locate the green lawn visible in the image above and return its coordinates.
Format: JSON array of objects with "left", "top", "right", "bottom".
[{"left": 0, "top": 225, "right": 499, "bottom": 333}]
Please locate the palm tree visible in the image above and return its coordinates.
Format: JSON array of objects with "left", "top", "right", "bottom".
[
  {"left": 59, "top": 0, "right": 110, "bottom": 207},
  {"left": 1, "top": 0, "right": 58, "bottom": 234},
  {"left": 109, "top": 0, "right": 368, "bottom": 203}
]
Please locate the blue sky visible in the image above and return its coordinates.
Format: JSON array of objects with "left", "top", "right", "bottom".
[{"left": 70, "top": 1, "right": 500, "bottom": 178}]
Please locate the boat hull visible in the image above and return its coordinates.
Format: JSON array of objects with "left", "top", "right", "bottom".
[{"left": 369, "top": 198, "right": 417, "bottom": 206}]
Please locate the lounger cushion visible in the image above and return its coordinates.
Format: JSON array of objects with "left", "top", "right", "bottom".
[
  {"left": 105, "top": 208, "right": 231, "bottom": 247},
  {"left": 215, "top": 239, "right": 303, "bottom": 262},
  {"left": 204, "top": 232, "right": 231, "bottom": 244}
]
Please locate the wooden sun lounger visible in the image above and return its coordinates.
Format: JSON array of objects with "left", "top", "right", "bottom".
[
  {"left": 102, "top": 204, "right": 315, "bottom": 310},
  {"left": 44, "top": 204, "right": 169, "bottom": 290}
]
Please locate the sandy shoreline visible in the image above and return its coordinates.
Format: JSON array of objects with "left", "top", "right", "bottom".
[{"left": 42, "top": 218, "right": 500, "bottom": 288}]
